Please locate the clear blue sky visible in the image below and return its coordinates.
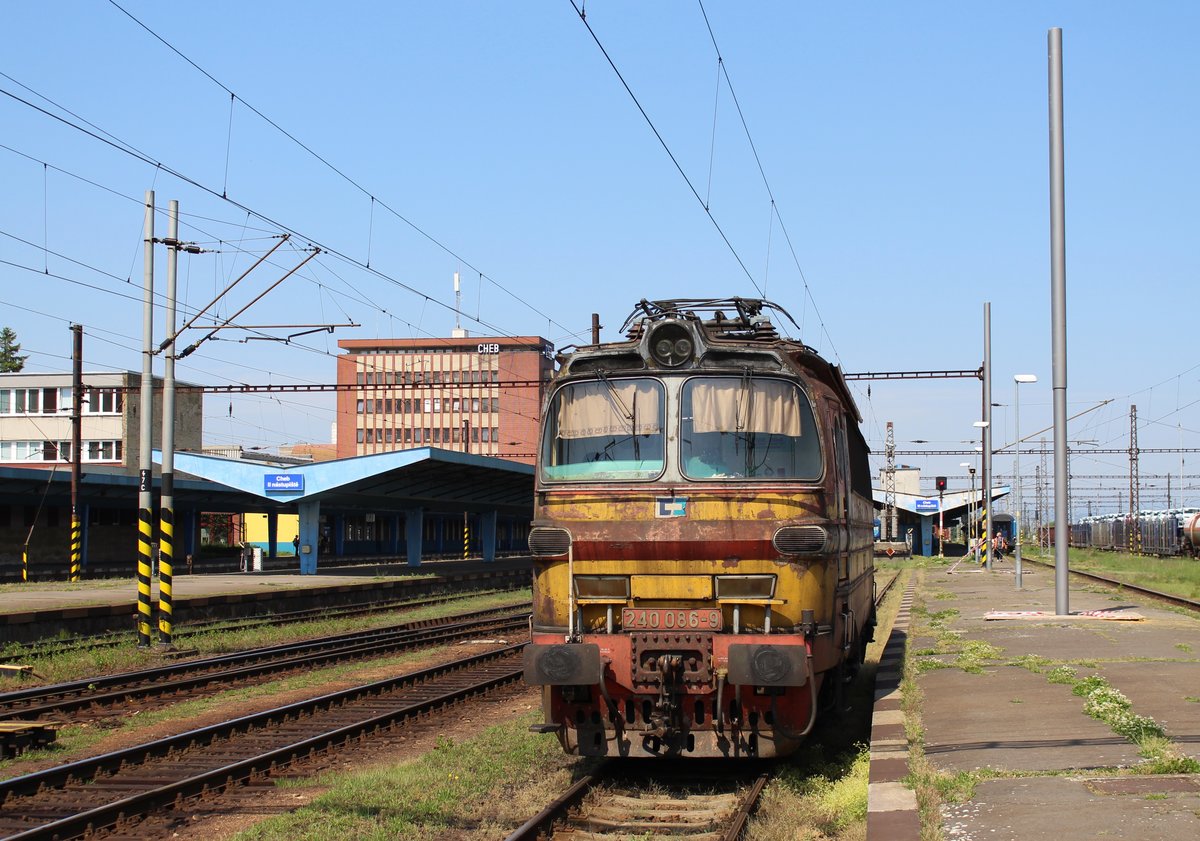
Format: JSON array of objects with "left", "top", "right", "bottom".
[{"left": 2, "top": 2, "right": 1197, "bottom": 515}]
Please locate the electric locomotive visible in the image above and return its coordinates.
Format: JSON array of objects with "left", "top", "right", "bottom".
[{"left": 523, "top": 298, "right": 875, "bottom": 758}]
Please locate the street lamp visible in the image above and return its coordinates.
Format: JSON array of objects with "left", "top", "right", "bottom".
[{"left": 1013, "top": 374, "right": 1038, "bottom": 589}]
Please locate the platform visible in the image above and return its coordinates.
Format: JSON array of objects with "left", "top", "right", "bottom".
[
  {"left": 869, "top": 560, "right": 1200, "bottom": 840},
  {"left": 0, "top": 557, "right": 532, "bottom": 642}
]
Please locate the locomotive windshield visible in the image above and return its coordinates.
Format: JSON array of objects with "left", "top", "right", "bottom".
[
  {"left": 681, "top": 376, "right": 821, "bottom": 480},
  {"left": 541, "top": 377, "right": 665, "bottom": 480}
]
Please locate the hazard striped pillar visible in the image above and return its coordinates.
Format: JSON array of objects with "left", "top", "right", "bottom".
[
  {"left": 137, "top": 505, "right": 153, "bottom": 647},
  {"left": 21, "top": 546, "right": 28, "bottom": 583},
  {"left": 69, "top": 515, "right": 82, "bottom": 582},
  {"left": 158, "top": 498, "right": 174, "bottom": 646},
  {"left": 462, "top": 513, "right": 470, "bottom": 559}
]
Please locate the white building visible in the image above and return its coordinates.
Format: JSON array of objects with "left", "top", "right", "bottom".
[{"left": 0, "top": 371, "right": 202, "bottom": 473}]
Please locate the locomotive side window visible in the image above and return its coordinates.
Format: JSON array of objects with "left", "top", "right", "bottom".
[
  {"left": 680, "top": 377, "right": 821, "bottom": 480},
  {"left": 540, "top": 378, "right": 665, "bottom": 481}
]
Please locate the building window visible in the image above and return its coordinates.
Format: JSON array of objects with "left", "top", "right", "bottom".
[
  {"left": 433, "top": 428, "right": 441, "bottom": 443},
  {"left": 404, "top": 428, "right": 412, "bottom": 443},
  {"left": 356, "top": 399, "right": 364, "bottom": 414},
  {"left": 491, "top": 397, "right": 499, "bottom": 412},
  {"left": 356, "top": 429, "right": 364, "bottom": 443},
  {"left": 384, "top": 428, "right": 393, "bottom": 443},
  {"left": 384, "top": 398, "right": 393, "bottom": 414},
  {"left": 423, "top": 398, "right": 432, "bottom": 413},
  {"left": 452, "top": 398, "right": 461, "bottom": 412},
  {"left": 413, "top": 428, "right": 422, "bottom": 443},
  {"left": 84, "top": 440, "right": 121, "bottom": 461},
  {"left": 442, "top": 427, "right": 450, "bottom": 443},
  {"left": 433, "top": 398, "right": 441, "bottom": 413},
  {"left": 452, "top": 427, "right": 461, "bottom": 443},
  {"left": 356, "top": 373, "right": 364, "bottom": 385},
  {"left": 472, "top": 426, "right": 479, "bottom": 443},
  {"left": 472, "top": 397, "right": 481, "bottom": 412},
  {"left": 481, "top": 427, "right": 490, "bottom": 443},
  {"left": 85, "top": 388, "right": 122, "bottom": 415},
  {"left": 0, "top": 388, "right": 41, "bottom": 414}
]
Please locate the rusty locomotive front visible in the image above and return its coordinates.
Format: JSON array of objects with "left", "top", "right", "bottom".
[{"left": 523, "top": 298, "right": 875, "bottom": 758}]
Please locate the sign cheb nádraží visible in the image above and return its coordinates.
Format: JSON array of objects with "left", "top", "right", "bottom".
[
  {"left": 265, "top": 474, "right": 304, "bottom": 493},
  {"left": 914, "top": 499, "right": 939, "bottom": 512}
]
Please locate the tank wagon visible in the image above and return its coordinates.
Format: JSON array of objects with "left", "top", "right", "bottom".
[
  {"left": 1070, "top": 508, "right": 1200, "bottom": 556},
  {"left": 522, "top": 298, "right": 876, "bottom": 758}
]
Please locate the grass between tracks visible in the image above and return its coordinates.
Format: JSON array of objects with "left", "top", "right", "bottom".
[
  {"left": 1024, "top": 545, "right": 1200, "bottom": 601},
  {"left": 235, "top": 712, "right": 580, "bottom": 841},
  {"left": 0, "top": 587, "right": 530, "bottom": 686}
]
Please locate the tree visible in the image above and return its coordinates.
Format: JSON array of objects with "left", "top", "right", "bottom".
[{"left": 0, "top": 327, "right": 27, "bottom": 372}]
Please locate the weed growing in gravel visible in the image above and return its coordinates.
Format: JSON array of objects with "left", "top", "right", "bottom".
[
  {"left": 1011, "top": 654, "right": 1053, "bottom": 673},
  {"left": 955, "top": 640, "right": 1003, "bottom": 674},
  {"left": 1046, "top": 665, "right": 1077, "bottom": 684}
]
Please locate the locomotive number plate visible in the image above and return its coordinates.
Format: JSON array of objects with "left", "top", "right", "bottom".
[{"left": 621, "top": 608, "right": 723, "bottom": 631}]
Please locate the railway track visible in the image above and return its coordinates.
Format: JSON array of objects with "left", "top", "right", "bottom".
[
  {"left": 0, "top": 604, "right": 529, "bottom": 723},
  {"left": 0, "top": 645, "right": 527, "bottom": 840},
  {"left": 506, "top": 763, "right": 770, "bottom": 841},
  {"left": 1, "top": 587, "right": 521, "bottom": 658},
  {"left": 1023, "top": 557, "right": 1200, "bottom": 612}
]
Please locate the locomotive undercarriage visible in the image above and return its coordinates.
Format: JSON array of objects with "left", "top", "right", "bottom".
[{"left": 528, "top": 629, "right": 832, "bottom": 758}]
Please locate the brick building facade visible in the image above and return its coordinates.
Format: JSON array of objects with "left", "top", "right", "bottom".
[{"left": 335, "top": 336, "right": 554, "bottom": 464}]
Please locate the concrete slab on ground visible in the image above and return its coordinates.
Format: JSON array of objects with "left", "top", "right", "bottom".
[
  {"left": 920, "top": 666, "right": 1141, "bottom": 771},
  {"left": 942, "top": 775, "right": 1200, "bottom": 841},
  {"left": 1098, "top": 661, "right": 1200, "bottom": 760}
]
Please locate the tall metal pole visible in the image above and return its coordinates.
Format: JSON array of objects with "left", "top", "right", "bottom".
[
  {"left": 1014, "top": 379, "right": 1023, "bottom": 588},
  {"left": 1048, "top": 28, "right": 1070, "bottom": 615},
  {"left": 158, "top": 200, "right": 179, "bottom": 647},
  {"left": 137, "top": 191, "right": 155, "bottom": 646},
  {"left": 69, "top": 324, "right": 83, "bottom": 582},
  {"left": 983, "top": 303, "right": 994, "bottom": 571}
]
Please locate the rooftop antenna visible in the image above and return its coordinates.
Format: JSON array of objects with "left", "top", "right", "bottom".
[{"left": 451, "top": 271, "right": 468, "bottom": 338}]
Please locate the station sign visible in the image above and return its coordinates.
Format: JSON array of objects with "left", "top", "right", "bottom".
[
  {"left": 265, "top": 473, "right": 304, "bottom": 494},
  {"left": 914, "top": 498, "right": 939, "bottom": 513},
  {"left": 477, "top": 342, "right": 501, "bottom": 354}
]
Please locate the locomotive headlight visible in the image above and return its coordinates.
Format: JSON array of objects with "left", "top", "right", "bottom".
[
  {"left": 647, "top": 321, "right": 696, "bottom": 367},
  {"left": 715, "top": 574, "right": 776, "bottom": 599},
  {"left": 574, "top": 575, "right": 630, "bottom": 599}
]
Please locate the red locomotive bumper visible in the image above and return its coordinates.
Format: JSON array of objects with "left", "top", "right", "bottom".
[{"left": 524, "top": 632, "right": 817, "bottom": 758}]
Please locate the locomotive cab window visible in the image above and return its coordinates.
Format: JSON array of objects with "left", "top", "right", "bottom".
[
  {"left": 681, "top": 376, "right": 821, "bottom": 480},
  {"left": 540, "top": 378, "right": 665, "bottom": 481}
]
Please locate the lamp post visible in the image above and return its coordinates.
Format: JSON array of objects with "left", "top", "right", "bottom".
[
  {"left": 1013, "top": 374, "right": 1038, "bottom": 589},
  {"left": 973, "top": 420, "right": 990, "bottom": 567}
]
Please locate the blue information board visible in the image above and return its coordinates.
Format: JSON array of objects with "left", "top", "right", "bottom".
[
  {"left": 914, "top": 498, "right": 939, "bottom": 513},
  {"left": 265, "top": 473, "right": 304, "bottom": 493}
]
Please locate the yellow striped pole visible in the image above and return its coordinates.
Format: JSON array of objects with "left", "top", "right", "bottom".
[
  {"left": 462, "top": 513, "right": 469, "bottom": 559},
  {"left": 137, "top": 506, "right": 153, "bottom": 647},
  {"left": 69, "top": 515, "right": 82, "bottom": 582},
  {"left": 158, "top": 504, "right": 174, "bottom": 646},
  {"left": 21, "top": 546, "right": 28, "bottom": 583}
]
